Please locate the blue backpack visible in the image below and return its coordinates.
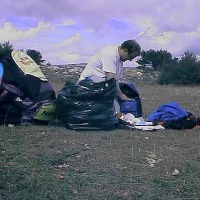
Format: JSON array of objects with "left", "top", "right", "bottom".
[{"left": 119, "top": 82, "right": 142, "bottom": 117}]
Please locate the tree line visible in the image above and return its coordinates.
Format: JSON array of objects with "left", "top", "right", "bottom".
[
  {"left": 137, "top": 49, "right": 200, "bottom": 85},
  {"left": 1, "top": 41, "right": 200, "bottom": 85}
]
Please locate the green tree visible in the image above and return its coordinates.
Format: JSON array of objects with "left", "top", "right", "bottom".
[
  {"left": 158, "top": 51, "right": 200, "bottom": 85},
  {"left": 0, "top": 41, "right": 14, "bottom": 58},
  {"left": 137, "top": 49, "right": 173, "bottom": 70},
  {"left": 26, "top": 49, "right": 45, "bottom": 65}
]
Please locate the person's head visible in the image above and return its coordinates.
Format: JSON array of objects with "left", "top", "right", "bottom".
[{"left": 119, "top": 39, "right": 141, "bottom": 62}]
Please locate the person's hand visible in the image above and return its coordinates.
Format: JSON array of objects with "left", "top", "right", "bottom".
[{"left": 118, "top": 93, "right": 132, "bottom": 101}]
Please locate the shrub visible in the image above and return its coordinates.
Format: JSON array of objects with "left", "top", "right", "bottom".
[
  {"left": 26, "top": 49, "right": 45, "bottom": 65},
  {"left": 158, "top": 51, "right": 200, "bottom": 85},
  {"left": 0, "top": 41, "right": 13, "bottom": 58}
]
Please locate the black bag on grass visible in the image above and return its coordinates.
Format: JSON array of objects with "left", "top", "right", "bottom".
[{"left": 56, "top": 78, "right": 116, "bottom": 130}]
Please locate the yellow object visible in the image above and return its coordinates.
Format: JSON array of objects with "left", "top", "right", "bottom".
[
  {"left": 33, "top": 102, "right": 56, "bottom": 121},
  {"left": 11, "top": 50, "right": 47, "bottom": 81}
]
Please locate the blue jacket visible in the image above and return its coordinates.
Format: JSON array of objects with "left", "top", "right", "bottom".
[{"left": 147, "top": 102, "right": 189, "bottom": 122}]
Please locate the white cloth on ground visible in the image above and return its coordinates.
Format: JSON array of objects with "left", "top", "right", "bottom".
[{"left": 120, "top": 113, "right": 165, "bottom": 131}]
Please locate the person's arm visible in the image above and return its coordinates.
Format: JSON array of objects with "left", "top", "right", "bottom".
[
  {"left": 116, "top": 81, "right": 132, "bottom": 100},
  {"left": 105, "top": 72, "right": 132, "bottom": 100}
]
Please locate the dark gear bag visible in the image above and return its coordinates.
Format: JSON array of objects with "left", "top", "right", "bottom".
[
  {"left": 0, "top": 51, "right": 56, "bottom": 125},
  {"left": 56, "top": 78, "right": 117, "bottom": 130},
  {"left": 119, "top": 82, "right": 142, "bottom": 117}
]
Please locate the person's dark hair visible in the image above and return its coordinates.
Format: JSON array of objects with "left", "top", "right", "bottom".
[{"left": 121, "top": 40, "right": 141, "bottom": 55}]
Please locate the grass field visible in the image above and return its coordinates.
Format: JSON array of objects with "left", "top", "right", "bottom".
[{"left": 0, "top": 67, "right": 200, "bottom": 200}]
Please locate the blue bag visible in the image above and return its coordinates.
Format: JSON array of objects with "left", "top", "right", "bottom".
[{"left": 119, "top": 82, "right": 142, "bottom": 117}]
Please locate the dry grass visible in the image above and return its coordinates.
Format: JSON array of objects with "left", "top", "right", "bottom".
[{"left": 0, "top": 66, "right": 200, "bottom": 200}]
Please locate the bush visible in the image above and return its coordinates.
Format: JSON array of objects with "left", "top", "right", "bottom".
[
  {"left": 26, "top": 49, "right": 45, "bottom": 65},
  {"left": 0, "top": 41, "right": 13, "bottom": 58},
  {"left": 158, "top": 51, "right": 200, "bottom": 85}
]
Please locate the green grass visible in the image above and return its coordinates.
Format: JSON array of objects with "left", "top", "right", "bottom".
[
  {"left": 1, "top": 126, "right": 200, "bottom": 199},
  {"left": 1, "top": 67, "right": 200, "bottom": 199}
]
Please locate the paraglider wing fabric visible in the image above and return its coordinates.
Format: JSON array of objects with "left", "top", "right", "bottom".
[
  {"left": 0, "top": 103, "right": 22, "bottom": 125},
  {"left": 11, "top": 50, "right": 47, "bottom": 81},
  {"left": 0, "top": 63, "right": 3, "bottom": 84},
  {"left": 0, "top": 51, "right": 56, "bottom": 125},
  {"left": 21, "top": 74, "right": 41, "bottom": 98}
]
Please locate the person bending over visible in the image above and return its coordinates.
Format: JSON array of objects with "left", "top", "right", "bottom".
[
  {"left": 79, "top": 39, "right": 141, "bottom": 100},
  {"left": 79, "top": 39, "right": 141, "bottom": 115}
]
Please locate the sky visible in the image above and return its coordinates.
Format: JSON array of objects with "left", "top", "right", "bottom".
[{"left": 0, "top": 0, "right": 200, "bottom": 66}]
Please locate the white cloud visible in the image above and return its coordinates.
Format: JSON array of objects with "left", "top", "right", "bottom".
[
  {"left": 60, "top": 33, "right": 82, "bottom": 47},
  {"left": 46, "top": 33, "right": 82, "bottom": 52},
  {"left": 59, "top": 52, "right": 80, "bottom": 64},
  {"left": 44, "top": 51, "right": 90, "bottom": 65},
  {"left": 42, "top": 33, "right": 85, "bottom": 64},
  {"left": 0, "top": 22, "right": 54, "bottom": 42},
  {"left": 56, "top": 19, "right": 77, "bottom": 27},
  {"left": 1, "top": 0, "right": 200, "bottom": 64}
]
